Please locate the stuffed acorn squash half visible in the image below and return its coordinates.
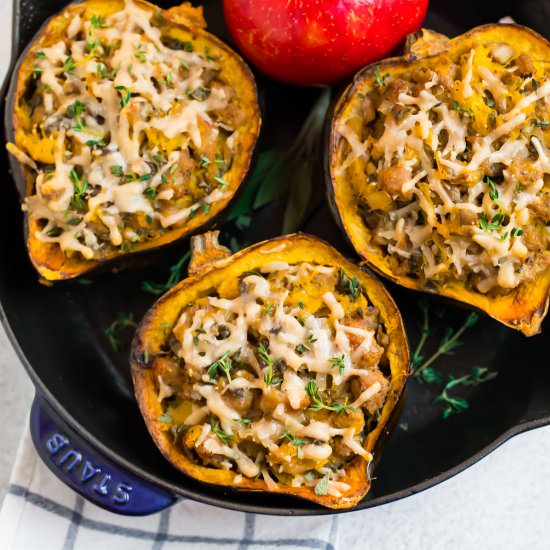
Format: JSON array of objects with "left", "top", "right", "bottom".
[
  {"left": 6, "top": 0, "right": 260, "bottom": 281},
  {"left": 327, "top": 24, "right": 550, "bottom": 336},
  {"left": 131, "top": 232, "right": 409, "bottom": 509}
]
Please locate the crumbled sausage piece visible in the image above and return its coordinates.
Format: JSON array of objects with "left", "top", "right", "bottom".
[
  {"left": 351, "top": 370, "right": 389, "bottom": 415},
  {"left": 380, "top": 165, "right": 412, "bottom": 198},
  {"left": 515, "top": 53, "right": 535, "bottom": 75}
]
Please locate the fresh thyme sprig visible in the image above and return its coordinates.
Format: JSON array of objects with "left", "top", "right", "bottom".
[
  {"left": 435, "top": 367, "right": 498, "bottom": 419},
  {"left": 210, "top": 418, "right": 233, "bottom": 443},
  {"left": 69, "top": 169, "right": 89, "bottom": 212},
  {"left": 115, "top": 85, "right": 132, "bottom": 107},
  {"left": 329, "top": 355, "right": 346, "bottom": 376},
  {"left": 306, "top": 380, "right": 355, "bottom": 414},
  {"left": 413, "top": 310, "right": 479, "bottom": 382},
  {"left": 279, "top": 431, "right": 305, "bottom": 457},
  {"left": 410, "top": 301, "right": 498, "bottom": 418},
  {"left": 141, "top": 251, "right": 191, "bottom": 295},
  {"left": 207, "top": 351, "right": 233, "bottom": 383},
  {"left": 336, "top": 269, "right": 362, "bottom": 301},
  {"left": 105, "top": 312, "right": 137, "bottom": 351},
  {"left": 258, "top": 343, "right": 280, "bottom": 386}
]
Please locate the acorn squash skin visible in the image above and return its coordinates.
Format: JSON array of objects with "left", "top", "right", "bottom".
[
  {"left": 6, "top": 0, "right": 261, "bottom": 282},
  {"left": 326, "top": 24, "right": 550, "bottom": 337},
  {"left": 131, "top": 232, "right": 409, "bottom": 509}
]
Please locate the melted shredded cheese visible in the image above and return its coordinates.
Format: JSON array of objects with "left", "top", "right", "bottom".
[
  {"left": 153, "top": 262, "right": 391, "bottom": 492},
  {"left": 8, "top": 0, "right": 251, "bottom": 260},
  {"left": 335, "top": 37, "right": 550, "bottom": 295}
]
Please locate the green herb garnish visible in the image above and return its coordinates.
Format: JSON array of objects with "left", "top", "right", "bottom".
[
  {"left": 306, "top": 380, "right": 355, "bottom": 414},
  {"left": 105, "top": 312, "right": 137, "bottom": 351},
  {"left": 210, "top": 419, "right": 233, "bottom": 443},
  {"left": 86, "top": 37, "right": 99, "bottom": 54},
  {"left": 279, "top": 431, "right": 305, "bottom": 457},
  {"left": 329, "top": 355, "right": 346, "bottom": 376},
  {"left": 479, "top": 212, "right": 504, "bottom": 232},
  {"left": 374, "top": 67, "right": 390, "bottom": 87},
  {"left": 234, "top": 418, "right": 252, "bottom": 426},
  {"left": 214, "top": 176, "right": 228, "bottom": 190},
  {"left": 336, "top": 269, "right": 361, "bottom": 301},
  {"left": 63, "top": 56, "right": 76, "bottom": 73},
  {"left": 451, "top": 99, "right": 475, "bottom": 119},
  {"left": 160, "top": 322, "right": 173, "bottom": 338},
  {"left": 483, "top": 90, "right": 495, "bottom": 108},
  {"left": 258, "top": 344, "right": 275, "bottom": 386},
  {"left": 511, "top": 227, "right": 524, "bottom": 237},
  {"left": 91, "top": 14, "right": 107, "bottom": 29},
  {"left": 115, "top": 85, "right": 132, "bottom": 107},
  {"left": 69, "top": 169, "right": 89, "bottom": 212},
  {"left": 485, "top": 176, "right": 499, "bottom": 201},
  {"left": 144, "top": 187, "right": 157, "bottom": 199},
  {"left": 141, "top": 251, "right": 191, "bottom": 295},
  {"left": 414, "top": 312, "right": 479, "bottom": 382},
  {"left": 135, "top": 44, "right": 147, "bottom": 63},
  {"left": 207, "top": 351, "right": 233, "bottom": 383},
  {"left": 69, "top": 100, "right": 86, "bottom": 132},
  {"left": 435, "top": 367, "right": 497, "bottom": 418},
  {"left": 295, "top": 343, "right": 310, "bottom": 356}
]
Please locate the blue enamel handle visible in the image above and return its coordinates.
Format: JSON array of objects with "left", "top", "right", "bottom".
[{"left": 30, "top": 396, "right": 177, "bottom": 515}]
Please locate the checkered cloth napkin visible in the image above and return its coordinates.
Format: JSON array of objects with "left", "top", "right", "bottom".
[{"left": 0, "top": 426, "right": 340, "bottom": 550}]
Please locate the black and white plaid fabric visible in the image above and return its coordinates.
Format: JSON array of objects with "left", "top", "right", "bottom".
[
  {"left": 0, "top": 428, "right": 340, "bottom": 549},
  {"left": 3, "top": 424, "right": 550, "bottom": 549}
]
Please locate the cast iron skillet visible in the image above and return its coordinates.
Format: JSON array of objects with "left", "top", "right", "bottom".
[{"left": 2, "top": 0, "right": 550, "bottom": 516}]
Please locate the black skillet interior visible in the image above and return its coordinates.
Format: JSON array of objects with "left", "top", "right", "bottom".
[{"left": 2, "top": 0, "right": 550, "bottom": 515}]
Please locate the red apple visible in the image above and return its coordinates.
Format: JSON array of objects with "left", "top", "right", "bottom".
[{"left": 222, "top": 0, "right": 429, "bottom": 86}]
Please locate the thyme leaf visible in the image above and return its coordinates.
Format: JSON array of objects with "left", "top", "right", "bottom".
[
  {"left": 336, "top": 269, "right": 361, "bottom": 301},
  {"left": 105, "top": 312, "right": 137, "bottom": 351},
  {"left": 115, "top": 85, "right": 132, "bottom": 107},
  {"left": 329, "top": 355, "right": 346, "bottom": 376},
  {"left": 485, "top": 176, "right": 499, "bottom": 201},
  {"left": 141, "top": 251, "right": 191, "bottom": 295},
  {"left": 306, "top": 380, "right": 355, "bottom": 414},
  {"left": 374, "top": 67, "right": 390, "bottom": 87},
  {"left": 435, "top": 367, "right": 497, "bottom": 418},
  {"left": 210, "top": 419, "right": 233, "bottom": 443},
  {"left": 414, "top": 312, "right": 479, "bottom": 379},
  {"left": 207, "top": 351, "right": 233, "bottom": 383}
]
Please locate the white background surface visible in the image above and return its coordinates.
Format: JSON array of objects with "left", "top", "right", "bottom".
[{"left": 1, "top": 2, "right": 550, "bottom": 547}]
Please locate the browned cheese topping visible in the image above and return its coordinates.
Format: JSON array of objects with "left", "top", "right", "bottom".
[{"left": 152, "top": 261, "right": 391, "bottom": 496}]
